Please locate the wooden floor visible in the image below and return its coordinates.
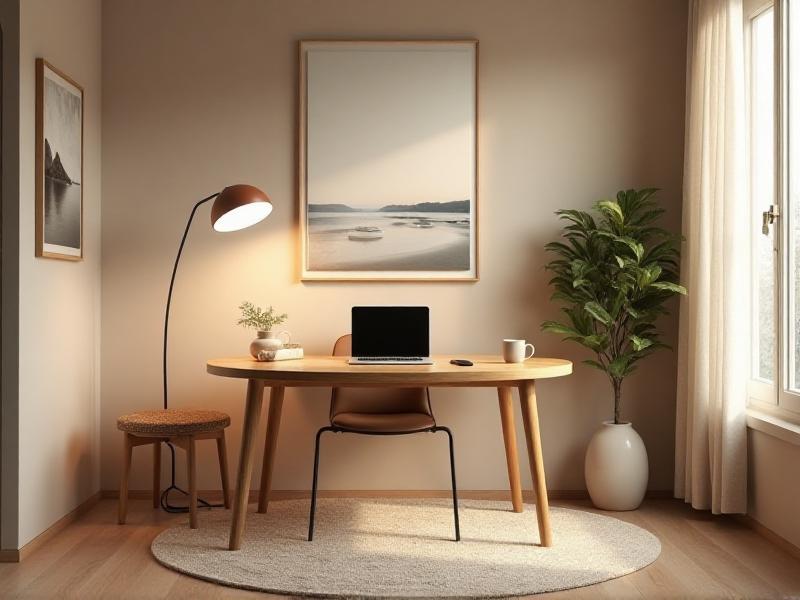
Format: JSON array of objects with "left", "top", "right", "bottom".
[{"left": 1, "top": 496, "right": 799, "bottom": 599}]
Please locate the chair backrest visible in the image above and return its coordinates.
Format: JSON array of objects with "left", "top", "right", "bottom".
[{"left": 330, "top": 334, "right": 432, "bottom": 420}]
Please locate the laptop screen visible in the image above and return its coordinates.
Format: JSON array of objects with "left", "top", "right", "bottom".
[{"left": 351, "top": 306, "right": 430, "bottom": 357}]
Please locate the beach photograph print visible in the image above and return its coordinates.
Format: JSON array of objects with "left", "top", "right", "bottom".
[
  {"left": 36, "top": 59, "right": 83, "bottom": 260},
  {"left": 300, "top": 41, "right": 477, "bottom": 280}
]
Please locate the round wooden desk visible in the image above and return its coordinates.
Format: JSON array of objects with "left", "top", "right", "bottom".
[{"left": 207, "top": 355, "right": 573, "bottom": 550}]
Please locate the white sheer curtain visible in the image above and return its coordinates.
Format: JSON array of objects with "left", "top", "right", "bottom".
[{"left": 675, "top": 0, "right": 749, "bottom": 514}]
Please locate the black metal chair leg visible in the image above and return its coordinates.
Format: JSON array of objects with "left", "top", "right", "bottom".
[
  {"left": 308, "top": 425, "right": 459, "bottom": 542},
  {"left": 308, "top": 426, "right": 333, "bottom": 541},
  {"left": 436, "top": 426, "right": 461, "bottom": 541}
]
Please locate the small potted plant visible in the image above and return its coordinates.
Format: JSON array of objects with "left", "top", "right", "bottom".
[
  {"left": 541, "top": 188, "right": 686, "bottom": 510},
  {"left": 237, "top": 301, "right": 289, "bottom": 358}
]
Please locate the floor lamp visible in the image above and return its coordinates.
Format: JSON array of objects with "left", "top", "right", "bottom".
[{"left": 161, "top": 183, "right": 272, "bottom": 512}]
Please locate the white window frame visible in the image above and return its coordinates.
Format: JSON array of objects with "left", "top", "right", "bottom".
[
  {"left": 775, "top": 0, "right": 800, "bottom": 415},
  {"left": 747, "top": 0, "right": 800, "bottom": 423},
  {"left": 747, "top": 0, "right": 779, "bottom": 410}
]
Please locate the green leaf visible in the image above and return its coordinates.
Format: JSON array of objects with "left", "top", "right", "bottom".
[
  {"left": 583, "top": 359, "right": 606, "bottom": 372},
  {"left": 625, "top": 306, "right": 642, "bottom": 319},
  {"left": 556, "top": 209, "right": 597, "bottom": 232},
  {"left": 609, "top": 296, "right": 622, "bottom": 320},
  {"left": 563, "top": 307, "right": 593, "bottom": 335},
  {"left": 651, "top": 281, "right": 687, "bottom": 294},
  {"left": 630, "top": 208, "right": 665, "bottom": 227},
  {"left": 545, "top": 241, "right": 578, "bottom": 258},
  {"left": 596, "top": 200, "right": 625, "bottom": 224},
  {"left": 550, "top": 290, "right": 574, "bottom": 303},
  {"left": 540, "top": 321, "right": 581, "bottom": 336},
  {"left": 608, "top": 356, "right": 629, "bottom": 378},
  {"left": 630, "top": 335, "right": 654, "bottom": 352},
  {"left": 581, "top": 334, "right": 610, "bottom": 352},
  {"left": 622, "top": 363, "right": 639, "bottom": 377},
  {"left": 637, "top": 264, "right": 662, "bottom": 288},
  {"left": 584, "top": 301, "right": 612, "bottom": 325},
  {"left": 615, "top": 236, "right": 645, "bottom": 262}
]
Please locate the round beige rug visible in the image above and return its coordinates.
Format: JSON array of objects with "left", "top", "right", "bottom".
[{"left": 151, "top": 498, "right": 660, "bottom": 598}]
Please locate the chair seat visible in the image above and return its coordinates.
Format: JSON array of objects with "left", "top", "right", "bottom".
[
  {"left": 117, "top": 408, "right": 230, "bottom": 436},
  {"left": 331, "top": 412, "right": 435, "bottom": 433}
]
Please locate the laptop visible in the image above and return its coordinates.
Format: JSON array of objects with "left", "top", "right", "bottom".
[{"left": 348, "top": 306, "right": 433, "bottom": 365}]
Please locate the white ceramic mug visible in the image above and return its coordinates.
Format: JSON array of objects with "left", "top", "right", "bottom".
[{"left": 503, "top": 339, "right": 535, "bottom": 363}]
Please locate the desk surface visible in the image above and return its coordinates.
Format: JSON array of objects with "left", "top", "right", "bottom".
[
  {"left": 213, "top": 354, "right": 572, "bottom": 550},
  {"left": 207, "top": 355, "right": 572, "bottom": 386}
]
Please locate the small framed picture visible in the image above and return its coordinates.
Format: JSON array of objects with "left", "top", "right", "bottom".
[{"left": 36, "top": 58, "right": 83, "bottom": 260}]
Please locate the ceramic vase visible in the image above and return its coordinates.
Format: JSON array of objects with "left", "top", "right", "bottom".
[
  {"left": 249, "top": 330, "right": 289, "bottom": 358},
  {"left": 584, "top": 421, "right": 648, "bottom": 511}
]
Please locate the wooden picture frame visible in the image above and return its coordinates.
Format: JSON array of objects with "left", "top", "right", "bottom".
[
  {"left": 36, "top": 58, "right": 84, "bottom": 260},
  {"left": 298, "top": 40, "right": 479, "bottom": 281}
]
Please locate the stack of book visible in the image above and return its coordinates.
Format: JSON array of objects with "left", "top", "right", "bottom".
[{"left": 256, "top": 343, "right": 304, "bottom": 362}]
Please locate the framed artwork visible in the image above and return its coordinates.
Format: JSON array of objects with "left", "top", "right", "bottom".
[
  {"left": 36, "top": 58, "right": 83, "bottom": 260},
  {"left": 298, "top": 40, "right": 478, "bottom": 281}
]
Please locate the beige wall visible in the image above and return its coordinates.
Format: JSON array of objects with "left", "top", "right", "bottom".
[
  {"left": 101, "top": 0, "right": 687, "bottom": 494},
  {"left": 749, "top": 430, "right": 800, "bottom": 548},
  {"left": 18, "top": 0, "right": 102, "bottom": 546}
]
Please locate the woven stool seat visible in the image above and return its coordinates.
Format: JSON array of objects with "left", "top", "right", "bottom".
[{"left": 117, "top": 409, "right": 230, "bottom": 436}]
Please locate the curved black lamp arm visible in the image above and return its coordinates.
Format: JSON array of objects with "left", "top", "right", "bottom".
[
  {"left": 163, "top": 192, "right": 219, "bottom": 410},
  {"left": 160, "top": 191, "right": 220, "bottom": 514}
]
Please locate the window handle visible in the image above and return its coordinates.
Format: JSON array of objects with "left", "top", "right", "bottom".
[{"left": 763, "top": 205, "right": 780, "bottom": 235}]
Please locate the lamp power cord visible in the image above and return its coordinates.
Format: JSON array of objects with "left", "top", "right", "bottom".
[{"left": 159, "top": 442, "right": 223, "bottom": 513}]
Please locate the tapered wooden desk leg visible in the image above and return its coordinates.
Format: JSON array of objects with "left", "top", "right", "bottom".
[
  {"left": 497, "top": 386, "right": 524, "bottom": 513},
  {"left": 229, "top": 379, "right": 265, "bottom": 551},
  {"left": 258, "top": 386, "right": 285, "bottom": 513},
  {"left": 519, "top": 380, "right": 552, "bottom": 547}
]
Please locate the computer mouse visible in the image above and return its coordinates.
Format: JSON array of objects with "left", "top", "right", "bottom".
[{"left": 450, "top": 359, "right": 474, "bottom": 366}]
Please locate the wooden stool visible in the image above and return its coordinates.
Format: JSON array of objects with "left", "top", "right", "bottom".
[{"left": 116, "top": 408, "right": 231, "bottom": 528}]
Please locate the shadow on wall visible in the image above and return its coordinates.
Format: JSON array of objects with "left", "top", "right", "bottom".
[{"left": 65, "top": 430, "right": 95, "bottom": 503}]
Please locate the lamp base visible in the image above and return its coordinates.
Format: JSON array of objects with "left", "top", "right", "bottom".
[{"left": 160, "top": 442, "right": 225, "bottom": 513}]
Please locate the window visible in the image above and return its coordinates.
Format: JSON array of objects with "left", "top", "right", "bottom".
[
  {"left": 748, "top": 0, "right": 800, "bottom": 420},
  {"left": 750, "top": 4, "right": 775, "bottom": 386}
]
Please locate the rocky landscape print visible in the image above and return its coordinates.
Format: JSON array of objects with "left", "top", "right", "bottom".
[{"left": 41, "top": 66, "right": 82, "bottom": 256}]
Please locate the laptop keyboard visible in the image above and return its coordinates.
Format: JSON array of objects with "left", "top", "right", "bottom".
[{"left": 356, "top": 357, "right": 424, "bottom": 361}]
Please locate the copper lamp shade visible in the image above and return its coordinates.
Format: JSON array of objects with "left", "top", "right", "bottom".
[{"left": 211, "top": 184, "right": 272, "bottom": 232}]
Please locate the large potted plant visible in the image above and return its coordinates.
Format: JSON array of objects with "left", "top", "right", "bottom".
[{"left": 541, "top": 188, "right": 685, "bottom": 510}]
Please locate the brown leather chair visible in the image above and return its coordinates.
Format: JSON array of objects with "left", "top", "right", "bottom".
[{"left": 308, "top": 334, "right": 460, "bottom": 541}]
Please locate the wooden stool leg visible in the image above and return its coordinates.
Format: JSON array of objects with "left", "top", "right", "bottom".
[
  {"left": 152, "top": 441, "right": 161, "bottom": 509},
  {"left": 118, "top": 433, "right": 133, "bottom": 525},
  {"left": 217, "top": 431, "right": 231, "bottom": 509},
  {"left": 187, "top": 437, "right": 198, "bottom": 529}
]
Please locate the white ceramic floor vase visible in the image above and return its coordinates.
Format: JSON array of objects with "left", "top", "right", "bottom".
[{"left": 584, "top": 421, "right": 648, "bottom": 511}]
